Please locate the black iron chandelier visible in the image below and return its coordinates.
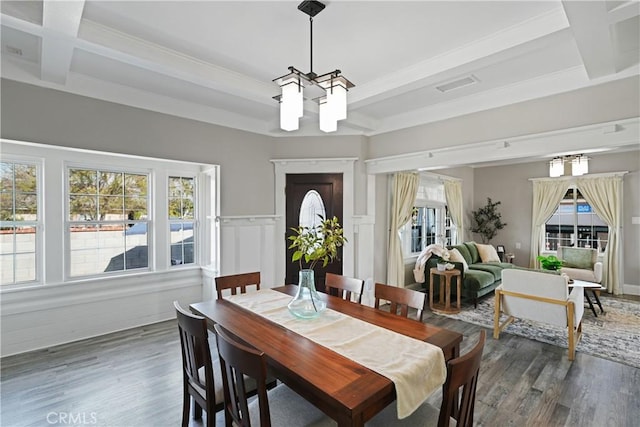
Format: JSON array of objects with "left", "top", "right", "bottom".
[{"left": 273, "top": 1, "right": 354, "bottom": 132}]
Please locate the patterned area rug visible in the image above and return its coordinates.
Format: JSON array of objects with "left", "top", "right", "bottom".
[{"left": 441, "top": 295, "right": 640, "bottom": 368}]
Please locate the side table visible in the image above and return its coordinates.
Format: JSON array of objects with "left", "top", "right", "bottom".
[{"left": 429, "top": 267, "right": 462, "bottom": 314}]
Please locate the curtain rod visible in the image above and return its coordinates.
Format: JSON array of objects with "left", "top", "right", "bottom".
[{"left": 529, "top": 171, "right": 629, "bottom": 182}]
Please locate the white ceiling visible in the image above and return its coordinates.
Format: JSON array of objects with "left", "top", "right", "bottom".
[{"left": 1, "top": 0, "right": 639, "bottom": 140}]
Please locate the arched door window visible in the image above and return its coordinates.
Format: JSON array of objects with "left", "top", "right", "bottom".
[{"left": 299, "top": 190, "right": 326, "bottom": 231}]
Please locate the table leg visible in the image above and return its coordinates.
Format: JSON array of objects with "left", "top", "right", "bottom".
[
  {"left": 439, "top": 282, "right": 444, "bottom": 305},
  {"left": 456, "top": 277, "right": 461, "bottom": 311},
  {"left": 591, "top": 289, "right": 604, "bottom": 314},
  {"left": 429, "top": 273, "right": 434, "bottom": 310},
  {"left": 444, "top": 277, "right": 451, "bottom": 311},
  {"left": 584, "top": 292, "right": 598, "bottom": 317}
]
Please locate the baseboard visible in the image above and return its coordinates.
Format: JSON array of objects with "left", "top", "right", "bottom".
[{"left": 623, "top": 283, "right": 640, "bottom": 296}]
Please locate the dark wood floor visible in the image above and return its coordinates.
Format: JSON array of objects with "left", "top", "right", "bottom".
[{"left": 2, "top": 298, "right": 639, "bottom": 427}]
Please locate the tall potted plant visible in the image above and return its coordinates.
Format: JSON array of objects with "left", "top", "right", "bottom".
[
  {"left": 470, "top": 197, "right": 507, "bottom": 244},
  {"left": 288, "top": 215, "right": 347, "bottom": 318}
]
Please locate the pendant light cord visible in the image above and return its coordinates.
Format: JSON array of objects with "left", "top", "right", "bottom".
[{"left": 309, "top": 16, "right": 314, "bottom": 76}]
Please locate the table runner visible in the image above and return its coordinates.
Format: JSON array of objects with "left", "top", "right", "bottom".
[{"left": 225, "top": 289, "right": 446, "bottom": 419}]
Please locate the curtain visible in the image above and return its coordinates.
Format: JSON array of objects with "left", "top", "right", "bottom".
[
  {"left": 529, "top": 180, "right": 570, "bottom": 268},
  {"left": 577, "top": 176, "right": 623, "bottom": 294},
  {"left": 387, "top": 172, "right": 419, "bottom": 287},
  {"left": 444, "top": 180, "right": 464, "bottom": 243}
]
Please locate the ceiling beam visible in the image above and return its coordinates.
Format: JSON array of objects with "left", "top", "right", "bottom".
[
  {"left": 40, "top": 0, "right": 85, "bottom": 84},
  {"left": 562, "top": 1, "right": 616, "bottom": 79}
]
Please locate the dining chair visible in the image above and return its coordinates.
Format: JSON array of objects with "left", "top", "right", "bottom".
[
  {"left": 174, "top": 301, "right": 220, "bottom": 427},
  {"left": 215, "top": 271, "right": 261, "bottom": 299},
  {"left": 213, "top": 324, "right": 333, "bottom": 427},
  {"left": 366, "top": 330, "right": 487, "bottom": 427},
  {"left": 325, "top": 272, "right": 365, "bottom": 304},
  {"left": 374, "top": 282, "right": 427, "bottom": 322}
]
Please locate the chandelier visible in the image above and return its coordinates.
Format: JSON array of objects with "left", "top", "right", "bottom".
[
  {"left": 549, "top": 154, "right": 589, "bottom": 177},
  {"left": 273, "top": 1, "right": 354, "bottom": 133}
]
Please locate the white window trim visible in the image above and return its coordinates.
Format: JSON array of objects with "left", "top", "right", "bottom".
[
  {"left": 1, "top": 139, "right": 217, "bottom": 288},
  {"left": 0, "top": 155, "right": 44, "bottom": 287}
]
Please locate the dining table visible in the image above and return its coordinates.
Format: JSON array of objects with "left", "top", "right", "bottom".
[{"left": 190, "top": 285, "right": 463, "bottom": 427}]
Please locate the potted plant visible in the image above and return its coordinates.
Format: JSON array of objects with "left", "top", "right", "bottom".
[
  {"left": 536, "top": 254, "right": 563, "bottom": 270},
  {"left": 470, "top": 198, "right": 507, "bottom": 244},
  {"left": 288, "top": 215, "right": 347, "bottom": 318}
]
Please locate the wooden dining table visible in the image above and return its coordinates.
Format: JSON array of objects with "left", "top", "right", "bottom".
[{"left": 190, "top": 285, "right": 463, "bottom": 427}]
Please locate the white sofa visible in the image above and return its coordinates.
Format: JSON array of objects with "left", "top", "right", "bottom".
[{"left": 493, "top": 269, "right": 584, "bottom": 361}]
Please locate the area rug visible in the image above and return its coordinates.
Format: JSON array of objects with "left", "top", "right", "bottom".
[{"left": 441, "top": 295, "right": 640, "bottom": 369}]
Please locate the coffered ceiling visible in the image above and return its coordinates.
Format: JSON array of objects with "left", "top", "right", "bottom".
[{"left": 1, "top": 1, "right": 639, "bottom": 137}]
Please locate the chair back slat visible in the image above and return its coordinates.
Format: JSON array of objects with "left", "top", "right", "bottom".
[
  {"left": 439, "top": 330, "right": 486, "bottom": 427},
  {"left": 216, "top": 272, "right": 261, "bottom": 299},
  {"left": 214, "top": 324, "right": 271, "bottom": 427},
  {"left": 374, "top": 283, "right": 426, "bottom": 321},
  {"left": 325, "top": 273, "right": 365, "bottom": 304}
]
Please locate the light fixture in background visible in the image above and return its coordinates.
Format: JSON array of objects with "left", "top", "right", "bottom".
[
  {"left": 549, "top": 157, "right": 565, "bottom": 177},
  {"left": 571, "top": 154, "right": 589, "bottom": 176},
  {"left": 548, "top": 154, "right": 589, "bottom": 177},
  {"left": 273, "top": 1, "right": 354, "bottom": 132}
]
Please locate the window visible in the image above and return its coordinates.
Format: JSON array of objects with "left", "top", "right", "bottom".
[
  {"left": 399, "top": 177, "right": 456, "bottom": 256},
  {"left": 544, "top": 188, "right": 608, "bottom": 252},
  {"left": 67, "top": 168, "right": 150, "bottom": 277},
  {"left": 299, "top": 190, "right": 326, "bottom": 230},
  {"left": 1, "top": 161, "right": 39, "bottom": 285},
  {"left": 169, "top": 176, "right": 196, "bottom": 266}
]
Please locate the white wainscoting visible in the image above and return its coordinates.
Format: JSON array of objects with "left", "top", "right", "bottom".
[
  {"left": 354, "top": 215, "right": 376, "bottom": 306},
  {"left": 0, "top": 268, "right": 202, "bottom": 357},
  {"left": 218, "top": 215, "right": 280, "bottom": 290}
]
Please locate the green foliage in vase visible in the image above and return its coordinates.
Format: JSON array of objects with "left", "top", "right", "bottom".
[
  {"left": 470, "top": 197, "right": 507, "bottom": 243},
  {"left": 537, "top": 254, "right": 564, "bottom": 270},
  {"left": 288, "top": 215, "right": 347, "bottom": 270}
]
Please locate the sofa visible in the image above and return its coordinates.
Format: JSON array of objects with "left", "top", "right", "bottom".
[
  {"left": 557, "top": 246, "right": 603, "bottom": 284},
  {"left": 424, "top": 242, "right": 515, "bottom": 307}
]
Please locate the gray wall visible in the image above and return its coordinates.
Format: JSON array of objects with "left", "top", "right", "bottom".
[
  {"left": 470, "top": 151, "right": 640, "bottom": 288},
  {"left": 1, "top": 79, "right": 274, "bottom": 215}
]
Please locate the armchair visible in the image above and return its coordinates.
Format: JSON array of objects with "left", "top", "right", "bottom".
[
  {"left": 494, "top": 269, "right": 584, "bottom": 361},
  {"left": 557, "top": 246, "right": 602, "bottom": 284}
]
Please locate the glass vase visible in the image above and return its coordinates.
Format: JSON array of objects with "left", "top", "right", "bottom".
[{"left": 288, "top": 269, "right": 326, "bottom": 319}]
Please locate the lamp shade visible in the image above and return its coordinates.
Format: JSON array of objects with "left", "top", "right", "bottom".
[
  {"left": 324, "top": 78, "right": 348, "bottom": 121},
  {"left": 319, "top": 97, "right": 337, "bottom": 133},
  {"left": 571, "top": 155, "right": 589, "bottom": 176},
  {"left": 549, "top": 157, "right": 564, "bottom": 177},
  {"left": 279, "top": 77, "right": 303, "bottom": 131}
]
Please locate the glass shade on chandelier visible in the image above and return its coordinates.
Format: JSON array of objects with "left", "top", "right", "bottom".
[
  {"left": 549, "top": 157, "right": 564, "bottom": 178},
  {"left": 279, "top": 76, "right": 304, "bottom": 131},
  {"left": 571, "top": 154, "right": 589, "bottom": 176}
]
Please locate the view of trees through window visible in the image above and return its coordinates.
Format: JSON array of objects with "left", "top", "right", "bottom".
[
  {"left": 68, "top": 168, "right": 150, "bottom": 277},
  {"left": 168, "top": 176, "right": 195, "bottom": 265},
  {"left": 544, "top": 188, "right": 608, "bottom": 252},
  {"left": 1, "top": 161, "right": 38, "bottom": 284}
]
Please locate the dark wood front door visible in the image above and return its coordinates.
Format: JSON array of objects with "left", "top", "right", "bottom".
[{"left": 285, "top": 173, "right": 343, "bottom": 292}]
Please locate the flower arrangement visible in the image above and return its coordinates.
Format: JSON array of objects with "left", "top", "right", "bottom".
[{"left": 288, "top": 215, "right": 347, "bottom": 270}]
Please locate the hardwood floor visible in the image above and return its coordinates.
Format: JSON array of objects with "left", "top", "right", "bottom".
[{"left": 2, "top": 303, "right": 639, "bottom": 427}]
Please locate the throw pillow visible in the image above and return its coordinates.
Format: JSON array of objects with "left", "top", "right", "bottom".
[
  {"left": 448, "top": 248, "right": 469, "bottom": 271},
  {"left": 476, "top": 243, "right": 501, "bottom": 263}
]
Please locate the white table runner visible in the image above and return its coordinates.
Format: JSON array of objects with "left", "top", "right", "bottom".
[{"left": 225, "top": 289, "right": 446, "bottom": 419}]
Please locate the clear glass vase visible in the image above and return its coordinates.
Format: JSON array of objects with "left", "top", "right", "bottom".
[{"left": 288, "top": 269, "right": 326, "bottom": 319}]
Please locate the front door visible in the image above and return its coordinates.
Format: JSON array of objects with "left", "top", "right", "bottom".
[{"left": 285, "top": 173, "right": 343, "bottom": 292}]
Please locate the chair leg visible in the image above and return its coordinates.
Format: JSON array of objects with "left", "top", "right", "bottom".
[
  {"left": 181, "top": 392, "right": 190, "bottom": 427},
  {"left": 194, "top": 401, "right": 203, "bottom": 420},
  {"left": 493, "top": 291, "right": 501, "bottom": 339}
]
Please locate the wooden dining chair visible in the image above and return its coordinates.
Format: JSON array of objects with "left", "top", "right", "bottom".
[
  {"left": 215, "top": 271, "right": 260, "bottom": 299},
  {"left": 325, "top": 272, "right": 365, "bottom": 304},
  {"left": 366, "top": 330, "right": 487, "bottom": 427},
  {"left": 213, "top": 324, "right": 333, "bottom": 427},
  {"left": 174, "top": 301, "right": 220, "bottom": 427},
  {"left": 374, "top": 282, "right": 427, "bottom": 322}
]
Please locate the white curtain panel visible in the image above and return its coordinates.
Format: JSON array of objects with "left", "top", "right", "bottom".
[
  {"left": 577, "top": 176, "right": 623, "bottom": 294},
  {"left": 386, "top": 172, "right": 419, "bottom": 287},
  {"left": 444, "top": 180, "right": 464, "bottom": 243},
  {"left": 529, "top": 180, "right": 570, "bottom": 268}
]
